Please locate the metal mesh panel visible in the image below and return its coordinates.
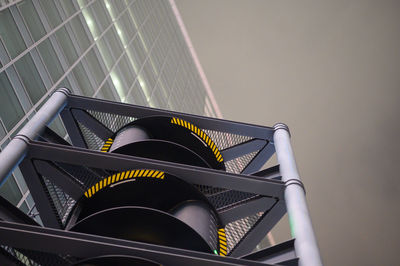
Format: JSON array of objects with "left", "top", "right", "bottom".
[
  {"left": 202, "top": 129, "right": 252, "bottom": 150},
  {"left": 87, "top": 110, "right": 136, "bottom": 133},
  {"left": 208, "top": 191, "right": 258, "bottom": 211},
  {"left": 194, "top": 185, "right": 226, "bottom": 196},
  {"left": 43, "top": 177, "right": 75, "bottom": 225},
  {"left": 1, "top": 245, "right": 39, "bottom": 265},
  {"left": 225, "top": 212, "right": 264, "bottom": 254},
  {"left": 200, "top": 129, "right": 261, "bottom": 174},
  {"left": 1, "top": 245, "right": 77, "bottom": 266},
  {"left": 14, "top": 248, "right": 76, "bottom": 266},
  {"left": 224, "top": 150, "right": 259, "bottom": 174},
  {"left": 54, "top": 162, "right": 104, "bottom": 190},
  {"left": 77, "top": 122, "right": 105, "bottom": 150}
]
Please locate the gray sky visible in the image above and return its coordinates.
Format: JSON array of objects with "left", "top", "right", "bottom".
[{"left": 175, "top": 1, "right": 400, "bottom": 265}]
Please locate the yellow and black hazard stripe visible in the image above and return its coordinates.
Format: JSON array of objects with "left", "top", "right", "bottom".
[
  {"left": 84, "top": 169, "right": 165, "bottom": 198},
  {"left": 101, "top": 138, "right": 114, "bottom": 152},
  {"left": 171, "top": 117, "right": 223, "bottom": 163},
  {"left": 218, "top": 228, "right": 228, "bottom": 256}
]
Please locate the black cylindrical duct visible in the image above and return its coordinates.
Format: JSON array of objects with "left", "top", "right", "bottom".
[{"left": 67, "top": 116, "right": 226, "bottom": 262}]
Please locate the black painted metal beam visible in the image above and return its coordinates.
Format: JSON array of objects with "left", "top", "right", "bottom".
[
  {"left": 67, "top": 94, "right": 275, "bottom": 140},
  {"left": 19, "top": 159, "right": 61, "bottom": 229},
  {"left": 221, "top": 139, "right": 267, "bottom": 161},
  {"left": 38, "top": 127, "right": 71, "bottom": 146},
  {"left": 71, "top": 108, "right": 113, "bottom": 140},
  {"left": 229, "top": 200, "right": 287, "bottom": 257},
  {"left": 251, "top": 165, "right": 281, "bottom": 180},
  {"left": 0, "top": 221, "right": 273, "bottom": 266},
  {"left": 241, "top": 239, "right": 297, "bottom": 265},
  {"left": 241, "top": 143, "right": 275, "bottom": 175},
  {"left": 27, "top": 141, "right": 285, "bottom": 198},
  {"left": 219, "top": 197, "right": 276, "bottom": 225},
  {"left": 33, "top": 160, "right": 85, "bottom": 200},
  {"left": 60, "top": 108, "right": 87, "bottom": 148},
  {"left": 0, "top": 195, "right": 38, "bottom": 225}
]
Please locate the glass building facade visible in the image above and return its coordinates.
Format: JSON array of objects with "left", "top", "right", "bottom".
[{"left": 0, "top": 0, "right": 218, "bottom": 218}]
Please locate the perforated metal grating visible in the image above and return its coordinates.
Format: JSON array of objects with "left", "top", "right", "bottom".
[
  {"left": 202, "top": 129, "right": 252, "bottom": 150},
  {"left": 225, "top": 212, "right": 265, "bottom": 254},
  {"left": 77, "top": 122, "right": 105, "bottom": 150},
  {"left": 1, "top": 245, "right": 77, "bottom": 266},
  {"left": 43, "top": 177, "right": 75, "bottom": 225},
  {"left": 87, "top": 110, "right": 136, "bottom": 133}
]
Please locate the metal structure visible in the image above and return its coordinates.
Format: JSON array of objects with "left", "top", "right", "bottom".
[{"left": 0, "top": 88, "right": 322, "bottom": 266}]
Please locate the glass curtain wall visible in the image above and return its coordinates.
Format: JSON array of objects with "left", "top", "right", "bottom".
[{"left": 0, "top": 0, "right": 211, "bottom": 218}]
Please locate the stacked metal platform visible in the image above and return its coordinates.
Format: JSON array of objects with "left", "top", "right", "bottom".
[{"left": 0, "top": 88, "right": 322, "bottom": 266}]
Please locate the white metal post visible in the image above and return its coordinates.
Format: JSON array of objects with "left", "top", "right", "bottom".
[
  {"left": 273, "top": 123, "right": 323, "bottom": 266},
  {"left": 0, "top": 88, "right": 70, "bottom": 185}
]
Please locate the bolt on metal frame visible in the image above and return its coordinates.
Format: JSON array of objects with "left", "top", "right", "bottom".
[{"left": 0, "top": 88, "right": 322, "bottom": 265}]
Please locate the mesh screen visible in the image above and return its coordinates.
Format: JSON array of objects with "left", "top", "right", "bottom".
[
  {"left": 202, "top": 129, "right": 252, "bottom": 150},
  {"left": 77, "top": 122, "right": 105, "bottom": 150},
  {"left": 87, "top": 110, "right": 136, "bottom": 133},
  {"left": 224, "top": 150, "right": 260, "bottom": 174},
  {"left": 225, "top": 212, "right": 265, "bottom": 254},
  {"left": 207, "top": 191, "right": 258, "bottom": 211},
  {"left": 43, "top": 177, "right": 75, "bottom": 225},
  {"left": 14, "top": 248, "right": 76, "bottom": 266},
  {"left": 1, "top": 245, "right": 77, "bottom": 266},
  {"left": 55, "top": 162, "right": 105, "bottom": 189}
]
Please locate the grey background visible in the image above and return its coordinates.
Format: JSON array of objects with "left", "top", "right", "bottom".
[{"left": 175, "top": 1, "right": 400, "bottom": 265}]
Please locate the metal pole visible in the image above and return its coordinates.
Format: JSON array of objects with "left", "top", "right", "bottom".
[
  {"left": 0, "top": 88, "right": 70, "bottom": 185},
  {"left": 273, "top": 123, "right": 323, "bottom": 266}
]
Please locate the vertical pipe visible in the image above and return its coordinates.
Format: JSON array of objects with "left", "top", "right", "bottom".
[
  {"left": 0, "top": 88, "right": 70, "bottom": 186},
  {"left": 273, "top": 123, "right": 322, "bottom": 266}
]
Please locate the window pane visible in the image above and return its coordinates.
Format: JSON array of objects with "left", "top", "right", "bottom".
[
  {"left": 15, "top": 53, "right": 46, "bottom": 104},
  {"left": 0, "top": 176, "right": 22, "bottom": 205},
  {"left": 91, "top": 1, "right": 111, "bottom": 31},
  {"left": 0, "top": 121, "right": 5, "bottom": 139},
  {"left": 72, "top": 62, "right": 94, "bottom": 96},
  {"left": 18, "top": 0, "right": 46, "bottom": 42},
  {"left": 38, "top": 39, "right": 64, "bottom": 83},
  {"left": 60, "top": 0, "right": 78, "bottom": 17},
  {"left": 118, "top": 54, "right": 135, "bottom": 87},
  {"left": 0, "top": 9, "right": 26, "bottom": 58},
  {"left": 13, "top": 167, "right": 28, "bottom": 194},
  {"left": 105, "top": 27, "right": 123, "bottom": 60},
  {"left": 48, "top": 115, "right": 67, "bottom": 137},
  {"left": 100, "top": 79, "right": 117, "bottom": 101},
  {"left": 39, "top": 0, "right": 62, "bottom": 29},
  {"left": 81, "top": 8, "right": 100, "bottom": 39},
  {"left": 97, "top": 37, "right": 114, "bottom": 70},
  {"left": 85, "top": 48, "right": 105, "bottom": 87},
  {"left": 58, "top": 77, "right": 72, "bottom": 90},
  {"left": 55, "top": 27, "right": 78, "bottom": 66},
  {"left": 0, "top": 72, "right": 25, "bottom": 130},
  {"left": 19, "top": 201, "right": 29, "bottom": 213},
  {"left": 70, "top": 15, "right": 91, "bottom": 52}
]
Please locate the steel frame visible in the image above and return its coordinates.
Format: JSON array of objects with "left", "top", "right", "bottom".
[{"left": 0, "top": 89, "right": 322, "bottom": 265}]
